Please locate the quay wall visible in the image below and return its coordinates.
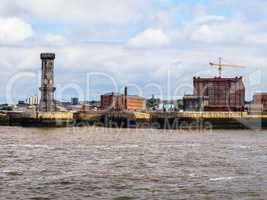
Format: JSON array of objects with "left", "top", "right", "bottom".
[
  {"left": 2, "top": 110, "right": 267, "bottom": 129},
  {"left": 37, "top": 112, "right": 73, "bottom": 120}
]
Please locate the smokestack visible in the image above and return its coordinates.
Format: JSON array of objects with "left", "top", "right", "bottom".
[{"left": 124, "top": 86, "right": 128, "bottom": 110}]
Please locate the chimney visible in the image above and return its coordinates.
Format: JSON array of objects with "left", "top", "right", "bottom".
[{"left": 124, "top": 86, "right": 128, "bottom": 110}]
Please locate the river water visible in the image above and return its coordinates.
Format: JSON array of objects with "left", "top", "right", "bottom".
[{"left": 0, "top": 126, "right": 267, "bottom": 200}]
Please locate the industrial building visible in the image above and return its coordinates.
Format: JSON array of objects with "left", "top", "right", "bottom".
[
  {"left": 181, "top": 58, "right": 246, "bottom": 112},
  {"left": 253, "top": 93, "right": 267, "bottom": 110},
  {"left": 183, "top": 95, "right": 209, "bottom": 112},
  {"left": 192, "top": 77, "right": 245, "bottom": 111},
  {"left": 159, "top": 100, "right": 177, "bottom": 112},
  {"left": 248, "top": 93, "right": 267, "bottom": 114},
  {"left": 71, "top": 97, "right": 79, "bottom": 105},
  {"left": 27, "top": 96, "right": 39, "bottom": 105},
  {"left": 101, "top": 87, "right": 146, "bottom": 111}
]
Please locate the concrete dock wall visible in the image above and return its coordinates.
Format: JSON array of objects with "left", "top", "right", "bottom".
[{"left": 37, "top": 112, "right": 73, "bottom": 120}]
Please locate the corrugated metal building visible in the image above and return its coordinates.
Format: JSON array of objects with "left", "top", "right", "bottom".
[{"left": 193, "top": 77, "right": 245, "bottom": 111}]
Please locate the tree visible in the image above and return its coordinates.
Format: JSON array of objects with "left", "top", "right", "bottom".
[{"left": 146, "top": 95, "right": 160, "bottom": 111}]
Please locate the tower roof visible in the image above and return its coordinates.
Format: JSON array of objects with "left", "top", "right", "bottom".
[{"left": 40, "top": 53, "right": 55, "bottom": 59}]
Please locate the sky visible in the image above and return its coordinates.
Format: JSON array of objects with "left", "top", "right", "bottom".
[{"left": 0, "top": 0, "right": 267, "bottom": 103}]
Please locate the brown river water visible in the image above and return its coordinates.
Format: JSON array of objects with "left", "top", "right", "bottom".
[{"left": 0, "top": 126, "right": 267, "bottom": 200}]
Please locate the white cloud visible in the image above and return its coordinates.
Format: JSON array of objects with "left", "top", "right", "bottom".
[
  {"left": 187, "top": 15, "right": 267, "bottom": 46},
  {"left": 45, "top": 34, "right": 66, "bottom": 45},
  {"left": 189, "top": 18, "right": 249, "bottom": 44},
  {"left": 245, "top": 34, "right": 267, "bottom": 45},
  {"left": 128, "top": 28, "right": 170, "bottom": 48},
  {"left": 0, "top": 0, "right": 151, "bottom": 24},
  {"left": 194, "top": 15, "right": 225, "bottom": 25},
  {"left": 0, "top": 17, "right": 33, "bottom": 44}
]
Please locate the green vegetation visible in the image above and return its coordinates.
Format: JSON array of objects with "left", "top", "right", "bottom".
[
  {"left": 177, "top": 99, "right": 183, "bottom": 110},
  {"left": 146, "top": 95, "right": 160, "bottom": 111}
]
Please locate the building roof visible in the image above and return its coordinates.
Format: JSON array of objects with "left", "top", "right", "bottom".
[
  {"left": 40, "top": 53, "right": 55, "bottom": 59},
  {"left": 160, "top": 100, "right": 177, "bottom": 104},
  {"left": 102, "top": 92, "right": 145, "bottom": 99},
  {"left": 193, "top": 76, "right": 243, "bottom": 82},
  {"left": 128, "top": 95, "right": 145, "bottom": 99},
  {"left": 183, "top": 95, "right": 209, "bottom": 100},
  {"left": 254, "top": 92, "right": 267, "bottom": 96},
  {"left": 102, "top": 92, "right": 122, "bottom": 96}
]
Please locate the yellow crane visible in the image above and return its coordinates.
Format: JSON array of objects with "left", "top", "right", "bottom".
[{"left": 209, "top": 57, "right": 245, "bottom": 77}]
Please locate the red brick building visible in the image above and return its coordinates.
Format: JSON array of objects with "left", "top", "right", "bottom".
[
  {"left": 101, "top": 92, "right": 125, "bottom": 111},
  {"left": 249, "top": 93, "right": 267, "bottom": 113},
  {"left": 100, "top": 87, "right": 146, "bottom": 111},
  {"left": 193, "top": 77, "right": 245, "bottom": 111}
]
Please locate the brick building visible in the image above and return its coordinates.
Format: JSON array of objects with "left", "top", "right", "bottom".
[
  {"left": 253, "top": 93, "right": 267, "bottom": 109},
  {"left": 100, "top": 87, "right": 146, "bottom": 111},
  {"left": 193, "top": 77, "right": 245, "bottom": 111},
  {"left": 248, "top": 93, "right": 267, "bottom": 113},
  {"left": 101, "top": 92, "right": 125, "bottom": 111}
]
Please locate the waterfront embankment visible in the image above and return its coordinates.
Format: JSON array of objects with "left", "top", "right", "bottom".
[{"left": 1, "top": 110, "right": 267, "bottom": 129}]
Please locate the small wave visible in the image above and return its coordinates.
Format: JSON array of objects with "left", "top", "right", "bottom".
[
  {"left": 0, "top": 144, "right": 52, "bottom": 149},
  {"left": 112, "top": 197, "right": 135, "bottom": 200},
  {"left": 209, "top": 177, "right": 235, "bottom": 181},
  {"left": 189, "top": 173, "right": 196, "bottom": 177},
  {"left": 239, "top": 145, "right": 252, "bottom": 149},
  {"left": 94, "top": 144, "right": 140, "bottom": 150},
  {"left": 22, "top": 144, "right": 51, "bottom": 149},
  {"left": 4, "top": 170, "right": 23, "bottom": 176}
]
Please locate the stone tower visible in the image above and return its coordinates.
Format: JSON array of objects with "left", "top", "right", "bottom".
[{"left": 39, "top": 53, "right": 56, "bottom": 112}]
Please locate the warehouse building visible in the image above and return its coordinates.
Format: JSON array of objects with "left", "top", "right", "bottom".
[
  {"left": 100, "top": 87, "right": 146, "bottom": 111},
  {"left": 253, "top": 93, "right": 267, "bottom": 110},
  {"left": 183, "top": 95, "right": 209, "bottom": 112},
  {"left": 193, "top": 77, "right": 245, "bottom": 111},
  {"left": 248, "top": 93, "right": 267, "bottom": 114}
]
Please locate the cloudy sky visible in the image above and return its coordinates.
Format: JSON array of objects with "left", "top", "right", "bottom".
[{"left": 0, "top": 0, "right": 267, "bottom": 103}]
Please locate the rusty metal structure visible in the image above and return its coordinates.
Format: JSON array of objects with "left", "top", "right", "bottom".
[
  {"left": 193, "top": 77, "right": 245, "bottom": 111},
  {"left": 39, "top": 53, "right": 57, "bottom": 112}
]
